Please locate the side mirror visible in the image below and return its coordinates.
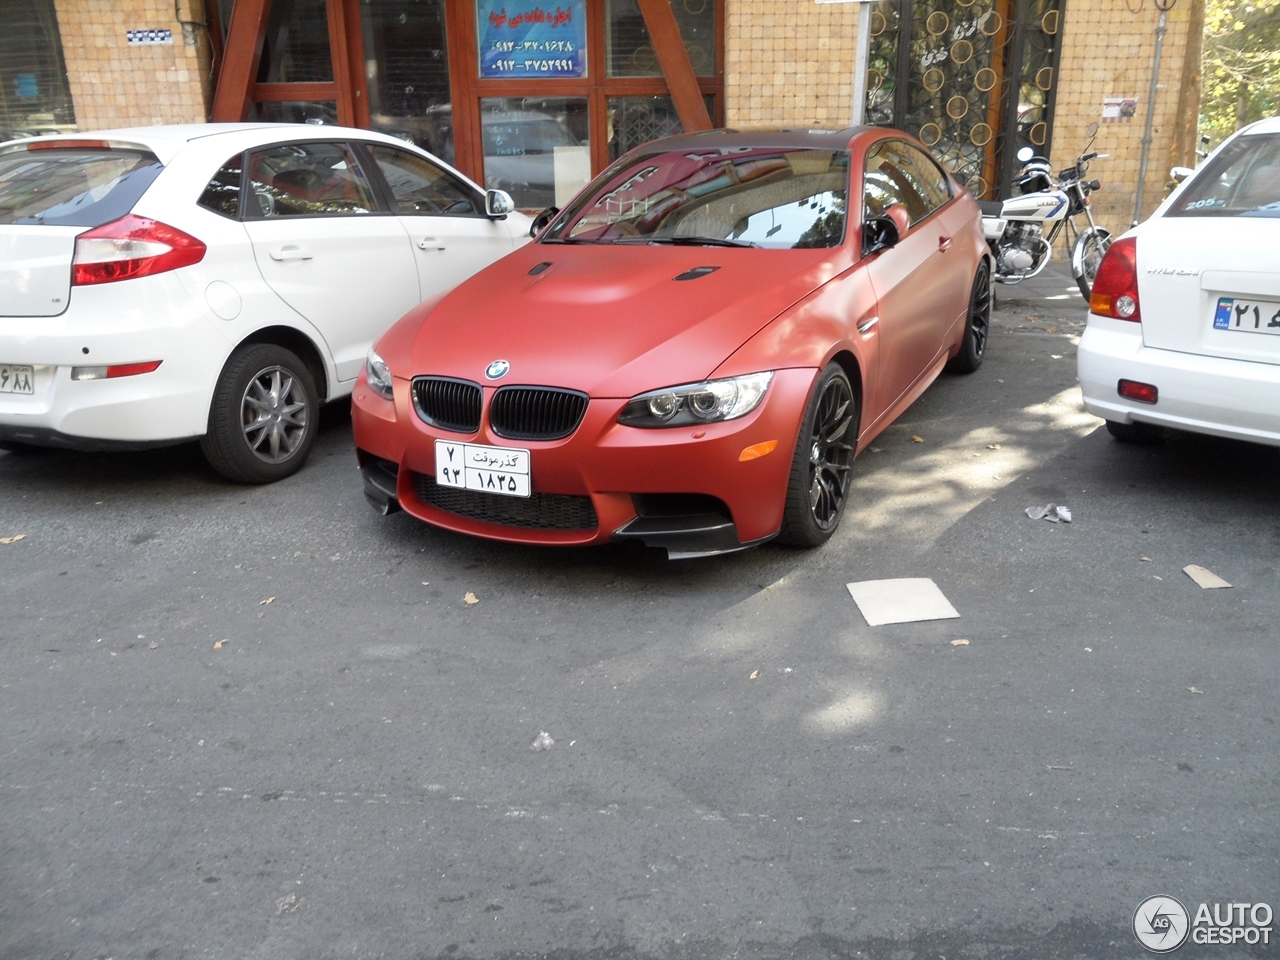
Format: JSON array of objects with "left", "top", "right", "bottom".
[
  {"left": 1170, "top": 166, "right": 1194, "bottom": 184},
  {"left": 862, "top": 215, "right": 900, "bottom": 256},
  {"left": 529, "top": 205, "right": 559, "bottom": 238},
  {"left": 485, "top": 188, "right": 515, "bottom": 219}
]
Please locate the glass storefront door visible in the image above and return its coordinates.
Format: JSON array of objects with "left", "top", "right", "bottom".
[{"left": 865, "top": 0, "right": 1063, "bottom": 200}]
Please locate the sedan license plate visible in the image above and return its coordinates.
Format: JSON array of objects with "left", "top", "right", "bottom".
[
  {"left": 435, "top": 440, "right": 530, "bottom": 498},
  {"left": 1214, "top": 297, "right": 1280, "bottom": 334},
  {"left": 0, "top": 364, "right": 35, "bottom": 395}
]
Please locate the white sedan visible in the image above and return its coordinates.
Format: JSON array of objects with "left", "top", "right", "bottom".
[
  {"left": 1079, "top": 117, "right": 1280, "bottom": 446},
  {"left": 0, "top": 124, "right": 531, "bottom": 481}
]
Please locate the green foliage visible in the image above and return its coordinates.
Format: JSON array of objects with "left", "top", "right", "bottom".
[{"left": 1202, "top": 0, "right": 1280, "bottom": 145}]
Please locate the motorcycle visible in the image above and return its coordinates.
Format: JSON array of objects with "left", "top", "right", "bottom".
[{"left": 980, "top": 121, "right": 1110, "bottom": 300}]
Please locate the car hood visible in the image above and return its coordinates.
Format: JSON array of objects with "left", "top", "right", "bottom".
[{"left": 403, "top": 242, "right": 846, "bottom": 397}]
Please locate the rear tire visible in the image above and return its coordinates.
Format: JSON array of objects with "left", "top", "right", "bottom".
[
  {"left": 200, "top": 344, "right": 319, "bottom": 484},
  {"left": 946, "top": 261, "right": 992, "bottom": 374},
  {"left": 1073, "top": 228, "right": 1111, "bottom": 300},
  {"left": 1105, "top": 419, "right": 1163, "bottom": 444},
  {"left": 777, "top": 364, "right": 858, "bottom": 547}
]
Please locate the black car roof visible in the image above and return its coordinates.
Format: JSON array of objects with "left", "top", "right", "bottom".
[{"left": 633, "top": 126, "right": 875, "bottom": 154}]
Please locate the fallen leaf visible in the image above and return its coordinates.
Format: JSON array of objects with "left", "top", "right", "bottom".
[
  {"left": 213, "top": 640, "right": 225, "bottom": 649},
  {"left": 950, "top": 638, "right": 970, "bottom": 646},
  {"left": 910, "top": 435, "right": 924, "bottom": 443},
  {"left": 258, "top": 597, "right": 275, "bottom": 605},
  {"left": 463, "top": 592, "right": 479, "bottom": 605},
  {"left": 1025, "top": 315, "right": 1038, "bottom": 322},
  {"left": 1140, "top": 557, "right": 1152, "bottom": 562},
  {"left": 1187, "top": 686, "right": 1203, "bottom": 695},
  {"left": 996, "top": 379, "right": 1005, "bottom": 383},
  {"left": 421, "top": 581, "right": 430, "bottom": 586},
  {"left": 749, "top": 669, "right": 760, "bottom": 679},
  {"left": 1084, "top": 647, "right": 1093, "bottom": 652},
  {"left": 1153, "top": 576, "right": 1163, "bottom": 580},
  {"left": 986, "top": 443, "right": 1001, "bottom": 450},
  {"left": 1045, "top": 765, "right": 1076, "bottom": 771},
  {"left": 0, "top": 534, "right": 26, "bottom": 544},
  {"left": 1045, "top": 327, "right": 1059, "bottom": 334},
  {"left": 1050, "top": 353, "right": 1063, "bottom": 359}
]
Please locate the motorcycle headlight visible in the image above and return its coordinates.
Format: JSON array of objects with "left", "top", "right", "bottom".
[
  {"left": 618, "top": 372, "right": 773, "bottom": 428},
  {"left": 364, "top": 348, "right": 394, "bottom": 401}
]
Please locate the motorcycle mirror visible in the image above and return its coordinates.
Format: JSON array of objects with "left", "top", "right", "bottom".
[
  {"left": 1085, "top": 121, "right": 1099, "bottom": 139},
  {"left": 1016, "top": 146, "right": 1034, "bottom": 163}
]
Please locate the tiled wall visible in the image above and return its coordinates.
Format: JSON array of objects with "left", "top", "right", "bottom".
[
  {"left": 724, "top": 0, "right": 1200, "bottom": 234},
  {"left": 53, "top": 0, "right": 213, "bottom": 131}
]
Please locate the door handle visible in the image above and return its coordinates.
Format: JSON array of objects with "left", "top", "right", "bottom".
[
  {"left": 938, "top": 235, "right": 952, "bottom": 252},
  {"left": 416, "top": 238, "right": 447, "bottom": 251},
  {"left": 857, "top": 315, "right": 879, "bottom": 335},
  {"left": 269, "top": 245, "right": 313, "bottom": 261}
]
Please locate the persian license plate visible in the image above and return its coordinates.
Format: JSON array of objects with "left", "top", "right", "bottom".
[
  {"left": 0, "top": 364, "right": 35, "bottom": 395},
  {"left": 435, "top": 439, "right": 530, "bottom": 498},
  {"left": 1213, "top": 297, "right": 1280, "bottom": 334}
]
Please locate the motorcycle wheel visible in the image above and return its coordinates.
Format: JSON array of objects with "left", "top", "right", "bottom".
[{"left": 1072, "top": 227, "right": 1111, "bottom": 300}]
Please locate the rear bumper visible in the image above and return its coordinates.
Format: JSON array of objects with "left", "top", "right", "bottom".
[
  {"left": 351, "top": 367, "right": 816, "bottom": 554},
  {"left": 1078, "top": 316, "right": 1280, "bottom": 446}
]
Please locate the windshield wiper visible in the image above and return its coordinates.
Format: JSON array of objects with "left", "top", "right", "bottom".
[
  {"left": 614, "top": 235, "right": 759, "bottom": 248},
  {"left": 539, "top": 235, "right": 599, "bottom": 244}
]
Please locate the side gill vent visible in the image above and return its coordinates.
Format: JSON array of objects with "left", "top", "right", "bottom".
[
  {"left": 673, "top": 266, "right": 720, "bottom": 282},
  {"left": 527, "top": 261, "right": 553, "bottom": 276}
]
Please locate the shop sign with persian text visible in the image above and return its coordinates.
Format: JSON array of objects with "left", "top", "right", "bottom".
[{"left": 476, "top": 0, "right": 587, "bottom": 78}]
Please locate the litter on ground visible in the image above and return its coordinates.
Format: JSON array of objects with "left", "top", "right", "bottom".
[
  {"left": 1025, "top": 504, "right": 1072, "bottom": 523},
  {"left": 846, "top": 578, "right": 960, "bottom": 626},
  {"left": 1183, "top": 565, "right": 1231, "bottom": 589}
]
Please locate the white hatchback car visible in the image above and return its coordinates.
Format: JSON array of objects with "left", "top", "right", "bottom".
[
  {"left": 0, "top": 124, "right": 531, "bottom": 481},
  {"left": 1079, "top": 117, "right": 1280, "bottom": 446}
]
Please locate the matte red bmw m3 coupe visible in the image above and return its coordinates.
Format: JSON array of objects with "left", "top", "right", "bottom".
[{"left": 352, "top": 127, "right": 990, "bottom": 558}]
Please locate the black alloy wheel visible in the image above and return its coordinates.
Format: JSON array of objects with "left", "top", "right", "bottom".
[
  {"left": 946, "top": 261, "right": 992, "bottom": 373},
  {"left": 200, "top": 343, "right": 320, "bottom": 484},
  {"left": 778, "top": 364, "right": 858, "bottom": 547}
]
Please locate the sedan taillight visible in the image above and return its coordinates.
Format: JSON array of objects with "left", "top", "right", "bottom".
[
  {"left": 72, "top": 214, "right": 206, "bottom": 286},
  {"left": 1089, "top": 236, "right": 1140, "bottom": 322}
]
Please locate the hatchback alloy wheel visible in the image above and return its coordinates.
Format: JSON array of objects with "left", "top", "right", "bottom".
[{"left": 241, "top": 365, "right": 309, "bottom": 463}]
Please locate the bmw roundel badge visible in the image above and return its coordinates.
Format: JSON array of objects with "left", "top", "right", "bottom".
[{"left": 485, "top": 359, "right": 510, "bottom": 380}]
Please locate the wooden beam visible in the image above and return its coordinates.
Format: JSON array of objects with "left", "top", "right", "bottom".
[
  {"left": 634, "top": 0, "right": 712, "bottom": 133},
  {"left": 210, "top": 0, "right": 272, "bottom": 121}
]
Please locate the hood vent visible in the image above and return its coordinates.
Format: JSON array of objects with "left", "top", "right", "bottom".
[
  {"left": 527, "top": 261, "right": 553, "bottom": 276},
  {"left": 673, "top": 266, "right": 720, "bottom": 282}
]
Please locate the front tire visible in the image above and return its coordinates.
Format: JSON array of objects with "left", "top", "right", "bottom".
[
  {"left": 200, "top": 344, "right": 319, "bottom": 483},
  {"left": 1073, "top": 228, "right": 1111, "bottom": 300},
  {"left": 946, "top": 261, "right": 992, "bottom": 374},
  {"left": 777, "top": 364, "right": 858, "bottom": 547}
]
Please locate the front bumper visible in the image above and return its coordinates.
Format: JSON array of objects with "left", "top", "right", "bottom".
[
  {"left": 1078, "top": 315, "right": 1280, "bottom": 446},
  {"left": 351, "top": 367, "right": 818, "bottom": 555}
]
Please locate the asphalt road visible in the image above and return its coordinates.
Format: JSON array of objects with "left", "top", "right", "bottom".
[{"left": 2, "top": 264, "right": 1277, "bottom": 960}]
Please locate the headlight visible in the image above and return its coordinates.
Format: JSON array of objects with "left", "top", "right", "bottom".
[
  {"left": 618, "top": 372, "right": 773, "bottom": 428},
  {"left": 365, "top": 348, "right": 394, "bottom": 400}
]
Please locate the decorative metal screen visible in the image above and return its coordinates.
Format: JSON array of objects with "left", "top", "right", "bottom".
[{"left": 865, "top": 0, "right": 1063, "bottom": 201}]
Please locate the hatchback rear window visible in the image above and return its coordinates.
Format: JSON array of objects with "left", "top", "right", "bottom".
[
  {"left": 1168, "top": 133, "right": 1280, "bottom": 219},
  {"left": 0, "top": 144, "right": 163, "bottom": 227}
]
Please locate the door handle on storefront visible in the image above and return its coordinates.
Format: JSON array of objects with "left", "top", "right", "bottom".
[
  {"left": 269, "top": 245, "right": 313, "bottom": 261},
  {"left": 416, "top": 238, "right": 447, "bottom": 251},
  {"left": 938, "top": 235, "right": 952, "bottom": 252}
]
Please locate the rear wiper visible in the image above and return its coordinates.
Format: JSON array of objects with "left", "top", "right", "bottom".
[{"left": 617, "top": 235, "right": 759, "bottom": 248}]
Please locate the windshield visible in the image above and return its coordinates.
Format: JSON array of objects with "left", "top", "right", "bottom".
[
  {"left": 0, "top": 145, "right": 163, "bottom": 227},
  {"left": 1168, "top": 133, "right": 1280, "bottom": 218},
  {"left": 545, "top": 148, "right": 849, "bottom": 249}
]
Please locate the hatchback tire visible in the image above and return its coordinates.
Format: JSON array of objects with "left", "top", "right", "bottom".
[
  {"left": 777, "top": 363, "right": 858, "bottom": 547},
  {"left": 1105, "top": 419, "right": 1163, "bottom": 444},
  {"left": 946, "top": 261, "right": 992, "bottom": 374},
  {"left": 200, "top": 344, "right": 319, "bottom": 483}
]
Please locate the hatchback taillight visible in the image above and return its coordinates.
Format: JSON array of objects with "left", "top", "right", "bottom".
[
  {"left": 1089, "top": 237, "right": 1140, "bottom": 322},
  {"left": 72, "top": 214, "right": 206, "bottom": 286}
]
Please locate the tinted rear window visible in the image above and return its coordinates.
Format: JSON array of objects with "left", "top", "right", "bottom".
[
  {"left": 0, "top": 146, "right": 163, "bottom": 227},
  {"left": 1168, "top": 133, "right": 1280, "bottom": 219}
]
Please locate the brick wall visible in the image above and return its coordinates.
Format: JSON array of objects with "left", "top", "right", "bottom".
[
  {"left": 724, "top": 0, "right": 1200, "bottom": 235},
  {"left": 53, "top": 0, "right": 213, "bottom": 131}
]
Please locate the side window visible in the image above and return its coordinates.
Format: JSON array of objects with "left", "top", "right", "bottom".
[
  {"left": 245, "top": 142, "right": 377, "bottom": 218},
  {"left": 900, "top": 144, "right": 953, "bottom": 215},
  {"left": 198, "top": 154, "right": 243, "bottom": 219},
  {"left": 864, "top": 140, "right": 928, "bottom": 225},
  {"left": 367, "top": 145, "right": 480, "bottom": 216}
]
